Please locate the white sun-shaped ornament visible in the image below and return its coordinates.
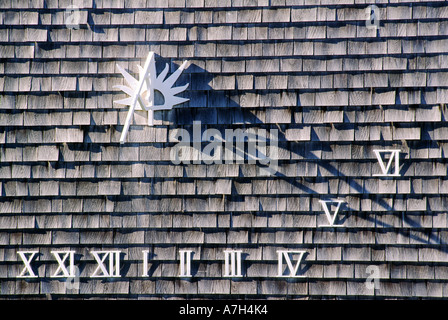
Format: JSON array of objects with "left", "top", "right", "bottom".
[{"left": 114, "top": 52, "right": 189, "bottom": 144}]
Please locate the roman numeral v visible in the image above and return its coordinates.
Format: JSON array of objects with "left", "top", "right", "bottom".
[{"left": 318, "top": 200, "right": 345, "bottom": 227}]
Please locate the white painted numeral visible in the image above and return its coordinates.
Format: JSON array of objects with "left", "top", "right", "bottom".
[
  {"left": 17, "top": 251, "right": 38, "bottom": 278},
  {"left": 51, "top": 250, "right": 76, "bottom": 278},
  {"left": 319, "top": 200, "right": 345, "bottom": 227},
  {"left": 277, "top": 250, "right": 306, "bottom": 278},
  {"left": 223, "top": 250, "right": 242, "bottom": 277},
  {"left": 373, "top": 149, "right": 400, "bottom": 176},
  {"left": 179, "top": 250, "right": 193, "bottom": 277},
  {"left": 90, "top": 250, "right": 121, "bottom": 278}
]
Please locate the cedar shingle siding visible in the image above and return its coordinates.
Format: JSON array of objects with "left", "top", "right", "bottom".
[{"left": 1, "top": 0, "right": 448, "bottom": 299}]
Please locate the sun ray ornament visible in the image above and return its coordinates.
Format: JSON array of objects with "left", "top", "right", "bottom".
[{"left": 114, "top": 52, "right": 189, "bottom": 144}]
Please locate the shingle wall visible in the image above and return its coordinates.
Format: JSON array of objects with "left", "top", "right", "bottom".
[{"left": 1, "top": 0, "right": 448, "bottom": 299}]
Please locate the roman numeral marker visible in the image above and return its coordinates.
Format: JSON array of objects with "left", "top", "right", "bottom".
[
  {"left": 223, "top": 250, "right": 243, "bottom": 277},
  {"left": 51, "top": 250, "right": 75, "bottom": 278},
  {"left": 17, "top": 251, "right": 38, "bottom": 278},
  {"left": 179, "top": 250, "right": 193, "bottom": 277},
  {"left": 90, "top": 250, "right": 121, "bottom": 278},
  {"left": 277, "top": 250, "right": 307, "bottom": 277},
  {"left": 373, "top": 149, "right": 401, "bottom": 177},
  {"left": 319, "top": 200, "right": 345, "bottom": 227}
]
